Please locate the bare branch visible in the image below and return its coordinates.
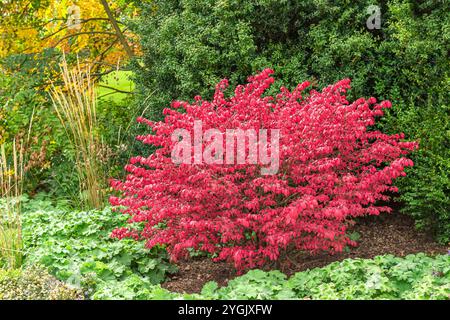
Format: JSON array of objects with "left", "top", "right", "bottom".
[
  {"left": 98, "top": 84, "right": 135, "bottom": 95},
  {"left": 51, "top": 31, "right": 117, "bottom": 48},
  {"left": 41, "top": 18, "right": 121, "bottom": 41}
]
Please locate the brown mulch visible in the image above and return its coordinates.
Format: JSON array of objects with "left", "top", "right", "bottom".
[{"left": 161, "top": 213, "right": 449, "bottom": 294}]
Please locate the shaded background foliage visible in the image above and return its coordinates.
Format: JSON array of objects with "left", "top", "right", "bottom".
[{"left": 130, "top": 0, "right": 450, "bottom": 242}]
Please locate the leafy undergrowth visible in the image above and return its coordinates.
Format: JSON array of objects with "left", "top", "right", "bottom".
[
  {"left": 90, "top": 253, "right": 450, "bottom": 300},
  {"left": 199, "top": 254, "right": 450, "bottom": 300},
  {"left": 21, "top": 197, "right": 177, "bottom": 299},
  {"left": 17, "top": 198, "right": 450, "bottom": 300}
]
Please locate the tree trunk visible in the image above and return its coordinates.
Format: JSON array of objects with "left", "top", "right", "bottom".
[{"left": 100, "top": 0, "right": 134, "bottom": 59}]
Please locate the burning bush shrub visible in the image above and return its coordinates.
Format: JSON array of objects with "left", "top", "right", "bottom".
[{"left": 110, "top": 69, "right": 416, "bottom": 270}]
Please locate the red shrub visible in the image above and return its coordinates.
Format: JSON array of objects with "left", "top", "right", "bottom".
[{"left": 110, "top": 69, "right": 417, "bottom": 270}]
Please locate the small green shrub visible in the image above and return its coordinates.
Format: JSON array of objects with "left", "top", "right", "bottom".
[
  {"left": 395, "top": 103, "right": 450, "bottom": 243},
  {"left": 0, "top": 50, "right": 62, "bottom": 192},
  {"left": 0, "top": 265, "right": 83, "bottom": 300}
]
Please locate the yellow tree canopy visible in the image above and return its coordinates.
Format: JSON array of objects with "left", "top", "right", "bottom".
[{"left": 0, "top": 0, "right": 139, "bottom": 67}]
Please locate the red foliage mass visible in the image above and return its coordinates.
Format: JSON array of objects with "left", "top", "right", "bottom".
[{"left": 110, "top": 69, "right": 417, "bottom": 270}]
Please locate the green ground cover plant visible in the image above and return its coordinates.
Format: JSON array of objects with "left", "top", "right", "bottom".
[
  {"left": 91, "top": 253, "right": 450, "bottom": 300},
  {"left": 7, "top": 197, "right": 448, "bottom": 300},
  {"left": 20, "top": 196, "right": 176, "bottom": 298},
  {"left": 201, "top": 254, "right": 450, "bottom": 300}
]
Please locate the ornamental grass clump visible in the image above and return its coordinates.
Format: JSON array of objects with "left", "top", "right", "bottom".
[
  {"left": 0, "top": 139, "right": 25, "bottom": 269},
  {"left": 50, "top": 57, "right": 105, "bottom": 208},
  {"left": 111, "top": 69, "right": 417, "bottom": 270}
]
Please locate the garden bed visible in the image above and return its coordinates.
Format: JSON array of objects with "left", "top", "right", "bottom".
[{"left": 162, "top": 213, "right": 448, "bottom": 294}]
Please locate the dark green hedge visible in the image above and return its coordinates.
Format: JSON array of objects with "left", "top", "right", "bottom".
[{"left": 131, "top": 0, "right": 450, "bottom": 242}]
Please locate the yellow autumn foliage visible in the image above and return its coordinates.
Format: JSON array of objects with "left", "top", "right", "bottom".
[{"left": 0, "top": 0, "right": 139, "bottom": 66}]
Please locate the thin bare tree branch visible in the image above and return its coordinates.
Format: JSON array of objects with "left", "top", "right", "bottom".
[
  {"left": 98, "top": 84, "right": 135, "bottom": 95},
  {"left": 40, "top": 18, "right": 121, "bottom": 41},
  {"left": 51, "top": 31, "right": 117, "bottom": 48}
]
